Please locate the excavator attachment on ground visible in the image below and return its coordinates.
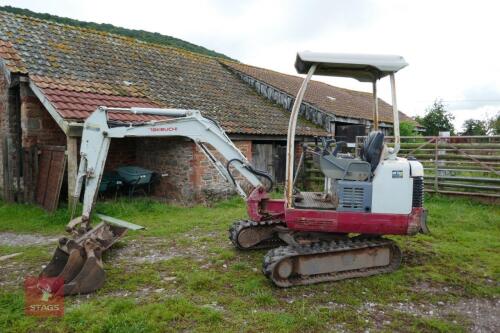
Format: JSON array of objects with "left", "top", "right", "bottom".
[{"left": 39, "top": 216, "right": 141, "bottom": 295}]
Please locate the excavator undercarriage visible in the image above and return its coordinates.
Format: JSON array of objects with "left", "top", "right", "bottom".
[{"left": 229, "top": 220, "right": 403, "bottom": 287}]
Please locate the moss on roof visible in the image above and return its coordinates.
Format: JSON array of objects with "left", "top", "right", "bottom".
[{"left": 0, "top": 5, "right": 233, "bottom": 60}]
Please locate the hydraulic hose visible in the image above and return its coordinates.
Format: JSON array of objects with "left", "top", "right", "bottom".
[{"left": 226, "top": 158, "right": 274, "bottom": 192}]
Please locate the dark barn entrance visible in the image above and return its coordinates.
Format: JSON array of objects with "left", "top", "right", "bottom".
[{"left": 335, "top": 124, "right": 366, "bottom": 143}]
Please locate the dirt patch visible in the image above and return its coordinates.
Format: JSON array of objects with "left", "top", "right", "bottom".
[
  {"left": 0, "top": 232, "right": 58, "bottom": 247},
  {"left": 106, "top": 237, "right": 209, "bottom": 264},
  {"left": 369, "top": 298, "right": 500, "bottom": 332},
  {"left": 447, "top": 298, "right": 500, "bottom": 333},
  {"left": 0, "top": 247, "right": 53, "bottom": 290},
  {"left": 401, "top": 247, "right": 436, "bottom": 267}
]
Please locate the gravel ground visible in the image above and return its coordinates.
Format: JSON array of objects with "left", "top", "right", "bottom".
[
  {"left": 0, "top": 232, "right": 58, "bottom": 247},
  {"left": 1, "top": 231, "right": 498, "bottom": 332}
]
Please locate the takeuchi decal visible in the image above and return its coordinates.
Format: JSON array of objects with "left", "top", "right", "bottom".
[{"left": 150, "top": 127, "right": 178, "bottom": 132}]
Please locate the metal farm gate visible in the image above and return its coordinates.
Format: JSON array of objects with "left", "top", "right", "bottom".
[
  {"left": 355, "top": 135, "right": 500, "bottom": 200},
  {"left": 299, "top": 135, "right": 500, "bottom": 200}
]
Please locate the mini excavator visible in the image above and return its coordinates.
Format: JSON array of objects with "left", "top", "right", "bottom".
[{"left": 39, "top": 52, "right": 428, "bottom": 295}]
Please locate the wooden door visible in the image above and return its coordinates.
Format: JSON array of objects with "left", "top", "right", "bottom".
[
  {"left": 274, "top": 144, "right": 287, "bottom": 184},
  {"left": 35, "top": 146, "right": 67, "bottom": 212},
  {"left": 252, "top": 143, "right": 274, "bottom": 179}
]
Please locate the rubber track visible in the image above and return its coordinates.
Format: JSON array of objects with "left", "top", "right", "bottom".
[
  {"left": 262, "top": 237, "right": 402, "bottom": 287},
  {"left": 229, "top": 220, "right": 285, "bottom": 250}
]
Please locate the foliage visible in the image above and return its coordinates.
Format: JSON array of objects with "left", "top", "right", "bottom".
[
  {"left": 461, "top": 112, "right": 500, "bottom": 136},
  {"left": 486, "top": 111, "right": 500, "bottom": 135},
  {"left": 0, "top": 5, "right": 232, "bottom": 60},
  {"left": 416, "top": 100, "right": 455, "bottom": 135},
  {"left": 461, "top": 119, "right": 488, "bottom": 136},
  {"left": 0, "top": 195, "right": 499, "bottom": 332},
  {"left": 399, "top": 120, "right": 419, "bottom": 136}
]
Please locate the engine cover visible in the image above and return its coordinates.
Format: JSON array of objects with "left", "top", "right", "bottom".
[
  {"left": 336, "top": 180, "right": 372, "bottom": 212},
  {"left": 371, "top": 157, "right": 413, "bottom": 214}
]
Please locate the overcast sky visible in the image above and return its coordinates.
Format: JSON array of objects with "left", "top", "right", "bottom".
[{"left": 2, "top": 0, "right": 499, "bottom": 130}]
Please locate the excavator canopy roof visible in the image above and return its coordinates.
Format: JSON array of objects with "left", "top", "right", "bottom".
[{"left": 295, "top": 51, "right": 408, "bottom": 82}]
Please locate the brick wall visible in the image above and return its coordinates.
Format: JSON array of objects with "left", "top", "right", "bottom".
[
  {"left": 19, "top": 84, "right": 65, "bottom": 148},
  {"left": 0, "top": 72, "right": 6, "bottom": 194},
  {"left": 135, "top": 137, "right": 253, "bottom": 203},
  {"left": 105, "top": 138, "right": 137, "bottom": 171},
  {"left": 197, "top": 140, "right": 253, "bottom": 200},
  {"left": 0, "top": 73, "right": 21, "bottom": 200}
]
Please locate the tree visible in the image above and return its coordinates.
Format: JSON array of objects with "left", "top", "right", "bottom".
[
  {"left": 461, "top": 119, "right": 488, "bottom": 136},
  {"left": 415, "top": 100, "right": 455, "bottom": 136},
  {"left": 487, "top": 112, "right": 500, "bottom": 135},
  {"left": 399, "top": 121, "right": 418, "bottom": 136}
]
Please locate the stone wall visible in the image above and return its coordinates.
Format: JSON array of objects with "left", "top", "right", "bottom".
[
  {"left": 136, "top": 137, "right": 197, "bottom": 202},
  {"left": 197, "top": 140, "right": 253, "bottom": 200}
]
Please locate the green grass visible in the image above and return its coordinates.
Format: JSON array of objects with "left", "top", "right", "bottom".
[{"left": 0, "top": 194, "right": 498, "bottom": 332}]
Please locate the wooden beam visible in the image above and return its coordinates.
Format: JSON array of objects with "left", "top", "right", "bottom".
[
  {"left": 67, "top": 122, "right": 83, "bottom": 137},
  {"left": 66, "top": 136, "right": 78, "bottom": 205}
]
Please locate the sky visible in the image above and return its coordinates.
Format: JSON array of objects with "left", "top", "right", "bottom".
[{"left": 1, "top": 0, "right": 499, "bottom": 131}]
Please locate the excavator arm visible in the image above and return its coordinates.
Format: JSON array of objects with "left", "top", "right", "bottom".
[
  {"left": 73, "top": 106, "right": 266, "bottom": 228},
  {"left": 40, "top": 106, "right": 270, "bottom": 295}
]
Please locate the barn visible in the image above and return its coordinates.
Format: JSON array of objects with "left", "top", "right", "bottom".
[
  {"left": 222, "top": 61, "right": 418, "bottom": 142},
  {"left": 0, "top": 11, "right": 415, "bottom": 208}
]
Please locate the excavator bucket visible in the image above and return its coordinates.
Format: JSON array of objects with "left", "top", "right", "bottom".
[
  {"left": 39, "top": 219, "right": 137, "bottom": 296},
  {"left": 60, "top": 240, "right": 106, "bottom": 296}
]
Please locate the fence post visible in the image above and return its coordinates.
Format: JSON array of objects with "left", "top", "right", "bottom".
[{"left": 434, "top": 137, "right": 439, "bottom": 192}]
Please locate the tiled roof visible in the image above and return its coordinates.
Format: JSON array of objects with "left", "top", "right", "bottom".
[
  {"left": 0, "top": 11, "right": 325, "bottom": 136},
  {"left": 223, "top": 61, "right": 416, "bottom": 124},
  {"left": 31, "top": 75, "right": 165, "bottom": 122},
  {"left": 0, "top": 39, "right": 26, "bottom": 73}
]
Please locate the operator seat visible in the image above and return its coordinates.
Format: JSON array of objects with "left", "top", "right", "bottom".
[
  {"left": 319, "top": 141, "right": 371, "bottom": 181},
  {"left": 361, "top": 131, "right": 385, "bottom": 172}
]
